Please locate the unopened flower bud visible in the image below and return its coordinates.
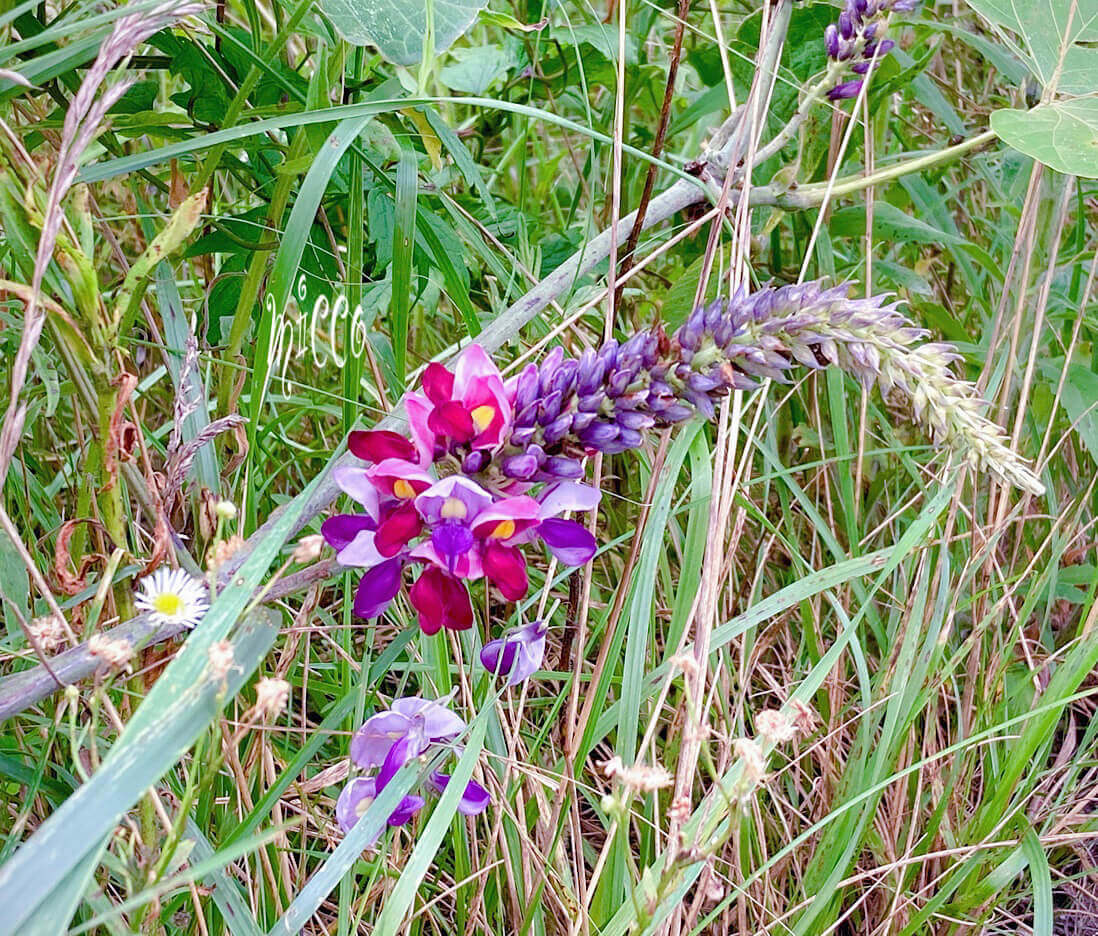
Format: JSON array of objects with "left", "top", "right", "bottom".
[{"left": 292, "top": 534, "right": 324, "bottom": 564}]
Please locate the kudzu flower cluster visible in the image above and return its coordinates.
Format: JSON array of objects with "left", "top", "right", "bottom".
[
  {"left": 823, "top": 0, "right": 919, "bottom": 100},
  {"left": 327, "top": 279, "right": 1042, "bottom": 842},
  {"left": 326, "top": 278, "right": 1041, "bottom": 643}
]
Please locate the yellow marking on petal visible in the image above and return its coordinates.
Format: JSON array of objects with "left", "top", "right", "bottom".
[
  {"left": 470, "top": 405, "right": 495, "bottom": 433},
  {"left": 153, "top": 593, "right": 185, "bottom": 618},
  {"left": 441, "top": 497, "right": 467, "bottom": 520},
  {"left": 491, "top": 520, "right": 516, "bottom": 540},
  {"left": 393, "top": 479, "right": 416, "bottom": 499},
  {"left": 355, "top": 796, "right": 374, "bottom": 817}
]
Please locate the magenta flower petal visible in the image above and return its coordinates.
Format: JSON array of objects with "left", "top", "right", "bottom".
[
  {"left": 470, "top": 496, "right": 541, "bottom": 541},
  {"left": 422, "top": 362, "right": 455, "bottom": 406},
  {"left": 321, "top": 514, "right": 377, "bottom": 552},
  {"left": 404, "top": 393, "right": 437, "bottom": 463},
  {"left": 365, "top": 459, "right": 435, "bottom": 499},
  {"left": 538, "top": 518, "right": 597, "bottom": 566},
  {"left": 375, "top": 502, "right": 423, "bottom": 557},
  {"left": 480, "top": 620, "right": 547, "bottom": 686},
  {"left": 353, "top": 557, "right": 403, "bottom": 618},
  {"left": 428, "top": 771, "right": 491, "bottom": 816},
  {"left": 409, "top": 567, "right": 473, "bottom": 634},
  {"left": 482, "top": 543, "right": 528, "bottom": 601},
  {"left": 349, "top": 429, "right": 418, "bottom": 464},
  {"left": 428, "top": 400, "right": 476, "bottom": 443},
  {"left": 452, "top": 343, "right": 501, "bottom": 397},
  {"left": 537, "top": 482, "right": 602, "bottom": 518}
]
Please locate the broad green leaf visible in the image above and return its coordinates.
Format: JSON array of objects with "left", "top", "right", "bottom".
[
  {"left": 319, "top": 0, "right": 488, "bottom": 65},
  {"left": 829, "top": 201, "right": 969, "bottom": 246},
  {"left": 1051, "top": 362, "right": 1098, "bottom": 462},
  {"left": 438, "top": 44, "right": 514, "bottom": 94},
  {"left": 965, "top": 0, "right": 1098, "bottom": 96},
  {"left": 991, "top": 100, "right": 1098, "bottom": 178}
]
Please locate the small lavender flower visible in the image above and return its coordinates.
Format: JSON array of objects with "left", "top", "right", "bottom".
[
  {"left": 337, "top": 696, "right": 490, "bottom": 840},
  {"left": 480, "top": 620, "right": 548, "bottom": 686}
]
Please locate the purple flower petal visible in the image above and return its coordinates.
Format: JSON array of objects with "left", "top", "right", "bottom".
[
  {"left": 480, "top": 620, "right": 547, "bottom": 686},
  {"left": 537, "top": 482, "right": 601, "bottom": 518},
  {"left": 391, "top": 697, "right": 466, "bottom": 741},
  {"left": 321, "top": 514, "right": 377, "bottom": 552},
  {"left": 333, "top": 466, "right": 381, "bottom": 518},
  {"left": 336, "top": 777, "right": 380, "bottom": 838},
  {"left": 353, "top": 557, "right": 403, "bottom": 619},
  {"left": 431, "top": 522, "right": 475, "bottom": 573},
  {"left": 429, "top": 772, "right": 491, "bottom": 816},
  {"left": 338, "top": 528, "right": 386, "bottom": 568},
  {"left": 350, "top": 711, "right": 411, "bottom": 767},
  {"left": 538, "top": 518, "right": 597, "bottom": 566}
]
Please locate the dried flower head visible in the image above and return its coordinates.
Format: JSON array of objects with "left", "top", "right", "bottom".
[
  {"left": 669, "top": 652, "right": 699, "bottom": 680},
  {"left": 207, "top": 534, "right": 245, "bottom": 571},
  {"left": 755, "top": 708, "right": 799, "bottom": 744},
  {"left": 89, "top": 633, "right": 134, "bottom": 671},
  {"left": 28, "top": 614, "right": 68, "bottom": 654},
  {"left": 292, "top": 533, "right": 325, "bottom": 564},
  {"left": 602, "top": 755, "right": 674, "bottom": 794},
  {"left": 733, "top": 738, "right": 768, "bottom": 792},
  {"left": 206, "top": 640, "right": 238, "bottom": 683},
  {"left": 135, "top": 566, "right": 209, "bottom": 629},
  {"left": 790, "top": 699, "right": 820, "bottom": 736},
  {"left": 254, "top": 677, "right": 290, "bottom": 719}
]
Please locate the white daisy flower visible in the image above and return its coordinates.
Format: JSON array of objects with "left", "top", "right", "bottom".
[{"left": 135, "top": 567, "right": 209, "bottom": 629}]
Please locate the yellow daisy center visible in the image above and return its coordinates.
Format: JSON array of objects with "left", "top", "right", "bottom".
[
  {"left": 153, "top": 592, "right": 185, "bottom": 618},
  {"left": 441, "top": 497, "right": 467, "bottom": 520},
  {"left": 490, "top": 520, "right": 516, "bottom": 540},
  {"left": 393, "top": 479, "right": 416, "bottom": 499},
  {"left": 470, "top": 405, "right": 495, "bottom": 433}
]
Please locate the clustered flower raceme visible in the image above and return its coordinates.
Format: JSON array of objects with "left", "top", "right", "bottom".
[
  {"left": 336, "top": 696, "right": 489, "bottom": 841},
  {"left": 486, "top": 281, "right": 1044, "bottom": 496},
  {"left": 326, "top": 280, "right": 1041, "bottom": 651},
  {"left": 321, "top": 344, "right": 599, "bottom": 637},
  {"left": 823, "top": 0, "right": 919, "bottom": 100}
]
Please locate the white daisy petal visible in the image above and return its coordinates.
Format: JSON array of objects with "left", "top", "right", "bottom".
[{"left": 134, "top": 567, "right": 209, "bottom": 629}]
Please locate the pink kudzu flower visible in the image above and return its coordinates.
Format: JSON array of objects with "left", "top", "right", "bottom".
[
  {"left": 336, "top": 697, "right": 489, "bottom": 839},
  {"left": 323, "top": 451, "right": 600, "bottom": 634},
  {"left": 406, "top": 345, "right": 513, "bottom": 468}
]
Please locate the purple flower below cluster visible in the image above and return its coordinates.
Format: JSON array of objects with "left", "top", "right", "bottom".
[{"left": 336, "top": 696, "right": 490, "bottom": 841}]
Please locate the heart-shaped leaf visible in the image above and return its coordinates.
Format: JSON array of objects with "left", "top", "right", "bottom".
[
  {"left": 965, "top": 0, "right": 1098, "bottom": 97},
  {"left": 319, "top": 0, "right": 489, "bottom": 65},
  {"left": 991, "top": 99, "right": 1098, "bottom": 178}
]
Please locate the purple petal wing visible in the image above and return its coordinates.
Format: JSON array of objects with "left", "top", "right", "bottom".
[
  {"left": 322, "top": 514, "right": 377, "bottom": 552},
  {"left": 538, "top": 518, "right": 597, "bottom": 566},
  {"left": 353, "top": 558, "right": 403, "bottom": 619}
]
